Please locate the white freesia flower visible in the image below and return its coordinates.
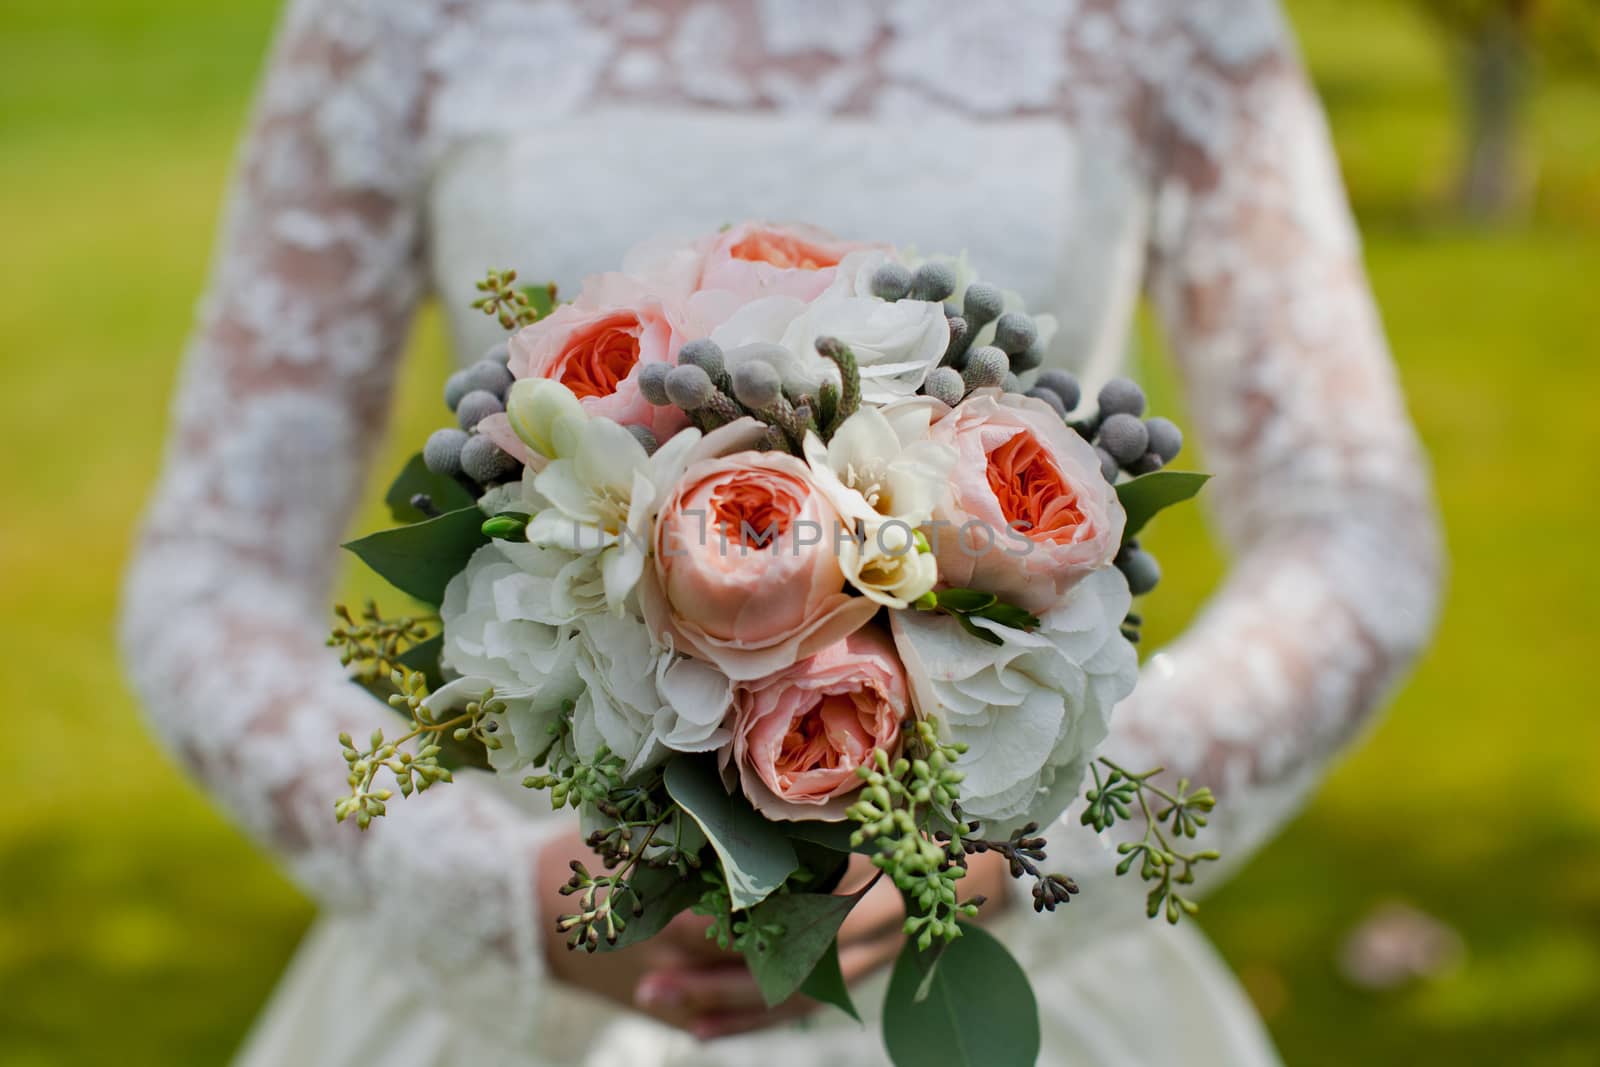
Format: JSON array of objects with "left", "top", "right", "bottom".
[
  {"left": 840, "top": 519, "right": 940, "bottom": 608},
  {"left": 712, "top": 292, "right": 948, "bottom": 404},
  {"left": 890, "top": 566, "right": 1139, "bottom": 836},
  {"left": 525, "top": 413, "right": 703, "bottom": 615},
  {"left": 802, "top": 404, "right": 952, "bottom": 526}
]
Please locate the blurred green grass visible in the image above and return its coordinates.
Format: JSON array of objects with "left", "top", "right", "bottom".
[{"left": 1, "top": 1, "right": 1596, "bottom": 1064}]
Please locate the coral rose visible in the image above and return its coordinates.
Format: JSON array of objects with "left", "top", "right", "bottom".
[
  {"left": 507, "top": 299, "right": 688, "bottom": 441},
  {"left": 642, "top": 451, "right": 878, "bottom": 681},
  {"left": 696, "top": 222, "right": 869, "bottom": 306},
  {"left": 729, "top": 625, "right": 911, "bottom": 821},
  {"left": 926, "top": 390, "right": 1124, "bottom": 613}
]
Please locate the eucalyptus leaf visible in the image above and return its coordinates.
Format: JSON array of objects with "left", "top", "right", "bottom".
[
  {"left": 956, "top": 614, "right": 1004, "bottom": 646},
  {"left": 383, "top": 452, "right": 476, "bottom": 524},
  {"left": 882, "top": 925, "right": 1039, "bottom": 1067},
  {"left": 798, "top": 940, "right": 859, "bottom": 1022},
  {"left": 343, "top": 506, "right": 488, "bottom": 606},
  {"left": 519, "top": 282, "right": 558, "bottom": 320},
  {"left": 664, "top": 757, "right": 798, "bottom": 911},
  {"left": 395, "top": 634, "right": 445, "bottom": 690},
  {"left": 743, "top": 884, "right": 872, "bottom": 1008},
  {"left": 785, "top": 820, "right": 861, "bottom": 855},
  {"left": 1115, "top": 470, "right": 1210, "bottom": 543}
]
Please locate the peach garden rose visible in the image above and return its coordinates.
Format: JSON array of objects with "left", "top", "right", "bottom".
[
  {"left": 641, "top": 450, "right": 878, "bottom": 681},
  {"left": 926, "top": 389, "right": 1124, "bottom": 614},
  {"left": 728, "top": 625, "right": 912, "bottom": 821},
  {"left": 506, "top": 298, "right": 689, "bottom": 441}
]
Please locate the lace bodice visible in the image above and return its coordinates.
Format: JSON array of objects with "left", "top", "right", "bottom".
[{"left": 119, "top": 0, "right": 1441, "bottom": 1038}]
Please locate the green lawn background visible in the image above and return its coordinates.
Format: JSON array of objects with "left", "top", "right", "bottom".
[{"left": 1, "top": 2, "right": 1597, "bottom": 1064}]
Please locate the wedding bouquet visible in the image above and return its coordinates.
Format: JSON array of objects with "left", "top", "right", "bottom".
[{"left": 329, "top": 223, "right": 1214, "bottom": 1063}]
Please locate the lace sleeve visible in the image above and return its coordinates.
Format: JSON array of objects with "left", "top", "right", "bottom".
[
  {"left": 117, "top": 0, "right": 556, "bottom": 1005},
  {"left": 1025, "top": 5, "right": 1444, "bottom": 930}
]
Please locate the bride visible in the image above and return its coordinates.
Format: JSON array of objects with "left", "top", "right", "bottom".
[{"left": 120, "top": 1, "right": 1441, "bottom": 1064}]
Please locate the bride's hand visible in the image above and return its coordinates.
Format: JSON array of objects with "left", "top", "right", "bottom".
[{"left": 631, "top": 849, "right": 1015, "bottom": 1041}]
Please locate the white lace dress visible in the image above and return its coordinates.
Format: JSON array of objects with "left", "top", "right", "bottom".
[{"left": 118, "top": 2, "right": 1442, "bottom": 1064}]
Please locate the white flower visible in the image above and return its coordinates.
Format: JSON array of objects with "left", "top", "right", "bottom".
[
  {"left": 438, "top": 544, "right": 576, "bottom": 695},
  {"left": 525, "top": 411, "right": 703, "bottom": 615},
  {"left": 890, "top": 566, "right": 1139, "bottom": 835},
  {"left": 802, "top": 403, "right": 952, "bottom": 527},
  {"left": 569, "top": 613, "right": 734, "bottom": 776},
  {"left": 433, "top": 544, "right": 587, "bottom": 772},
  {"left": 712, "top": 292, "right": 948, "bottom": 404},
  {"left": 839, "top": 519, "right": 939, "bottom": 608}
]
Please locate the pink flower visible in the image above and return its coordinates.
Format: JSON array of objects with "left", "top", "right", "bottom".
[
  {"left": 506, "top": 300, "right": 688, "bottom": 441},
  {"left": 728, "top": 625, "right": 911, "bottom": 821},
  {"left": 926, "top": 390, "right": 1124, "bottom": 613},
  {"left": 695, "top": 222, "right": 870, "bottom": 305},
  {"left": 641, "top": 451, "right": 878, "bottom": 681}
]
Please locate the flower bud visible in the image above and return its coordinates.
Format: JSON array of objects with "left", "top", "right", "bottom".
[
  {"left": 731, "top": 360, "right": 782, "bottom": 410},
  {"left": 1097, "top": 412, "right": 1150, "bottom": 465},
  {"left": 1144, "top": 416, "right": 1183, "bottom": 463},
  {"left": 664, "top": 364, "right": 715, "bottom": 410},
  {"left": 638, "top": 362, "right": 672, "bottom": 406},
  {"left": 677, "top": 338, "right": 725, "bottom": 379},
  {"left": 1097, "top": 376, "right": 1146, "bottom": 418},
  {"left": 455, "top": 389, "right": 504, "bottom": 431},
  {"left": 870, "top": 262, "right": 912, "bottom": 301},
  {"left": 992, "top": 311, "right": 1037, "bottom": 356},
  {"left": 962, "top": 282, "right": 1004, "bottom": 326},
  {"left": 962, "top": 346, "right": 1009, "bottom": 390},
  {"left": 909, "top": 262, "right": 957, "bottom": 303},
  {"left": 922, "top": 366, "right": 966, "bottom": 407},
  {"left": 507, "top": 377, "right": 587, "bottom": 459},
  {"left": 423, "top": 427, "right": 468, "bottom": 476}
]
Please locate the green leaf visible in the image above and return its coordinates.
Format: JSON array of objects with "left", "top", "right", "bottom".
[
  {"left": 664, "top": 757, "right": 798, "bottom": 911},
  {"left": 934, "top": 588, "right": 997, "bottom": 614},
  {"left": 799, "top": 939, "right": 860, "bottom": 1022},
  {"left": 596, "top": 865, "right": 706, "bottom": 953},
  {"left": 518, "top": 282, "right": 558, "bottom": 320},
  {"left": 395, "top": 634, "right": 444, "bottom": 690},
  {"left": 1115, "top": 470, "right": 1210, "bottom": 543},
  {"left": 882, "top": 925, "right": 1039, "bottom": 1067},
  {"left": 383, "top": 452, "right": 476, "bottom": 524},
  {"left": 743, "top": 885, "right": 871, "bottom": 1008},
  {"left": 785, "top": 820, "right": 862, "bottom": 855},
  {"left": 974, "top": 602, "right": 1039, "bottom": 632},
  {"left": 343, "top": 506, "right": 489, "bottom": 607},
  {"left": 955, "top": 614, "right": 1004, "bottom": 646}
]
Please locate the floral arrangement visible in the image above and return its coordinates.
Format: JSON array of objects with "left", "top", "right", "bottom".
[{"left": 330, "top": 223, "right": 1213, "bottom": 1062}]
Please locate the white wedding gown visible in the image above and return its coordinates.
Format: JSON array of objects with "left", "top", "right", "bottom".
[{"left": 119, "top": 1, "right": 1441, "bottom": 1064}]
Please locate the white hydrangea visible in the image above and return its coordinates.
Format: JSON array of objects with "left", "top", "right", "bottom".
[
  {"left": 432, "top": 544, "right": 737, "bottom": 779},
  {"left": 890, "top": 566, "right": 1139, "bottom": 835}
]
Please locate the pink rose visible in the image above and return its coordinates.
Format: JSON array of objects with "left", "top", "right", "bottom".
[
  {"left": 728, "top": 625, "right": 911, "bottom": 821},
  {"left": 642, "top": 451, "right": 878, "bottom": 681},
  {"left": 926, "top": 390, "right": 1124, "bottom": 613},
  {"left": 506, "top": 300, "right": 688, "bottom": 441},
  {"left": 695, "top": 222, "right": 869, "bottom": 305}
]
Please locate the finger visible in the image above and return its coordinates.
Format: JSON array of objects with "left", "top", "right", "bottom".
[
  {"left": 836, "top": 874, "right": 904, "bottom": 944},
  {"left": 637, "top": 961, "right": 770, "bottom": 1015},
  {"left": 655, "top": 911, "right": 736, "bottom": 960},
  {"left": 838, "top": 927, "right": 904, "bottom": 983},
  {"left": 689, "top": 998, "right": 814, "bottom": 1042}
]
